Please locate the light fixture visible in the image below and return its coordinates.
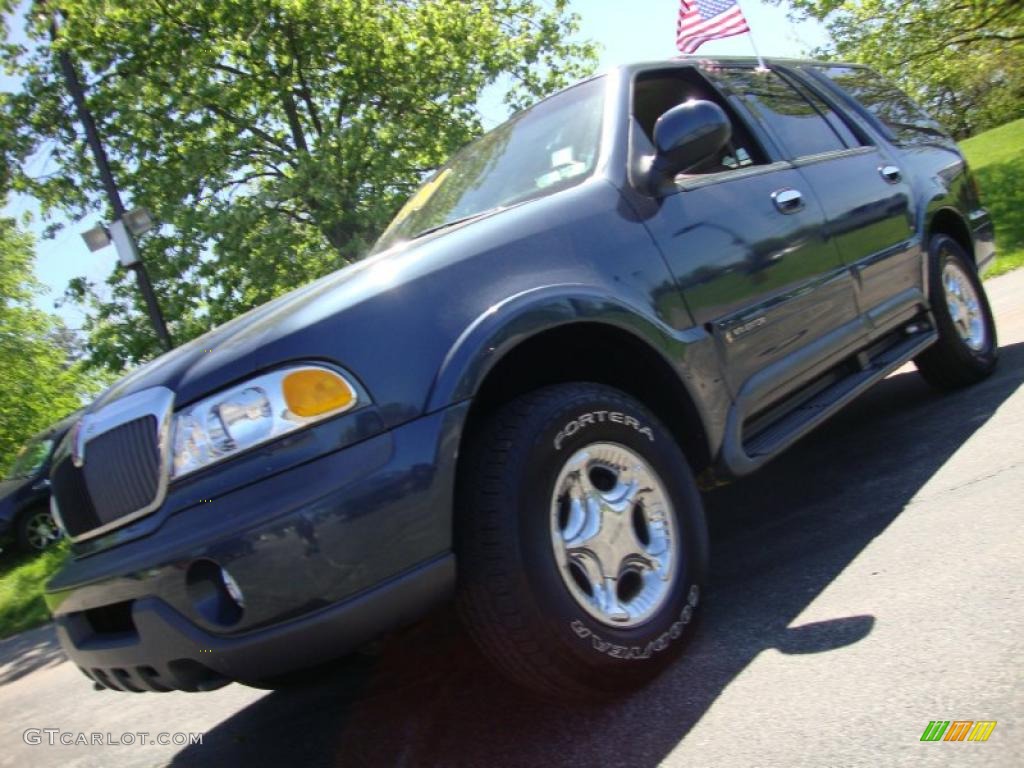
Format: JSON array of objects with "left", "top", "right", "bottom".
[
  {"left": 81, "top": 224, "right": 111, "bottom": 252},
  {"left": 124, "top": 207, "right": 155, "bottom": 236}
]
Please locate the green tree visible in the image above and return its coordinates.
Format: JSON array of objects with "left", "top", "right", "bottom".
[
  {"left": 775, "top": 0, "right": 1024, "bottom": 138},
  {"left": 0, "top": 217, "right": 106, "bottom": 471},
  {"left": 1, "top": 0, "right": 597, "bottom": 371}
]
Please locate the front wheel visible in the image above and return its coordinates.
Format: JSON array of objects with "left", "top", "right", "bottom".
[
  {"left": 456, "top": 383, "right": 708, "bottom": 699},
  {"left": 915, "top": 234, "right": 998, "bottom": 389},
  {"left": 16, "top": 507, "right": 62, "bottom": 553}
]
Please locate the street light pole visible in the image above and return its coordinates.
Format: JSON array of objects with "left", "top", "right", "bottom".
[{"left": 49, "top": 17, "right": 173, "bottom": 352}]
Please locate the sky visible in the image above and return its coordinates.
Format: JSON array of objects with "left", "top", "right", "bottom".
[{"left": 2, "top": 0, "right": 829, "bottom": 327}]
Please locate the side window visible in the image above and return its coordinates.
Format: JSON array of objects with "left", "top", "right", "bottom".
[
  {"left": 787, "top": 77, "right": 862, "bottom": 148},
  {"left": 4, "top": 438, "right": 53, "bottom": 479},
  {"left": 715, "top": 68, "right": 855, "bottom": 158},
  {"left": 632, "top": 68, "right": 768, "bottom": 177},
  {"left": 813, "top": 66, "right": 948, "bottom": 145}
]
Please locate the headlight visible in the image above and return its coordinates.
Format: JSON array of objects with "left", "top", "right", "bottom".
[{"left": 171, "top": 365, "right": 358, "bottom": 479}]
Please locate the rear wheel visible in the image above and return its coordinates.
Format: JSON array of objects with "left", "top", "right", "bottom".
[
  {"left": 456, "top": 383, "right": 708, "bottom": 699},
  {"left": 915, "top": 234, "right": 997, "bottom": 389}
]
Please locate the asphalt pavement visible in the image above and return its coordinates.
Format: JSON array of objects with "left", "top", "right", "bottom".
[{"left": 2, "top": 270, "right": 1022, "bottom": 768}]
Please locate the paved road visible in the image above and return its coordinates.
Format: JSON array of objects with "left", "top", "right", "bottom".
[{"left": 3, "top": 271, "right": 1022, "bottom": 768}]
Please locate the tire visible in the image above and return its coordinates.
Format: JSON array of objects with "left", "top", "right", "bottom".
[
  {"left": 15, "top": 506, "right": 62, "bottom": 554},
  {"left": 915, "top": 234, "right": 998, "bottom": 390},
  {"left": 456, "top": 383, "right": 708, "bottom": 699}
]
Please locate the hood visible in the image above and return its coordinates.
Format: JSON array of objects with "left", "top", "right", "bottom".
[
  {"left": 94, "top": 245, "right": 424, "bottom": 411},
  {"left": 90, "top": 210, "right": 505, "bottom": 413},
  {"left": 0, "top": 476, "right": 29, "bottom": 501},
  {"left": 87, "top": 180, "right": 613, "bottom": 424}
]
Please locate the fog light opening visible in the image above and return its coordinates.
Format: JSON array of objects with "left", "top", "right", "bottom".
[{"left": 185, "top": 559, "right": 245, "bottom": 627}]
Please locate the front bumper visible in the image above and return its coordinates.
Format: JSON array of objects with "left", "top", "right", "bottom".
[
  {"left": 45, "top": 405, "right": 466, "bottom": 691},
  {"left": 54, "top": 555, "right": 453, "bottom": 692}
]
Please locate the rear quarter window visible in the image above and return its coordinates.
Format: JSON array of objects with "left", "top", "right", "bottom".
[{"left": 811, "top": 65, "right": 949, "bottom": 146}]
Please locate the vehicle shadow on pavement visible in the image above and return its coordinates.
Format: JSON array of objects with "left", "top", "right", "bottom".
[
  {"left": 0, "top": 624, "right": 65, "bottom": 686},
  {"left": 172, "top": 342, "right": 1024, "bottom": 768}
]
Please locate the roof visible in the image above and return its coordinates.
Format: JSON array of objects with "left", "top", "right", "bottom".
[{"left": 615, "top": 55, "right": 862, "bottom": 72}]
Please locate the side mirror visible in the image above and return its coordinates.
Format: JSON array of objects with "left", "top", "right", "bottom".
[{"left": 646, "top": 100, "right": 732, "bottom": 190}]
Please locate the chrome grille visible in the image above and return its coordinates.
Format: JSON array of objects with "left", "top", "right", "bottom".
[
  {"left": 51, "top": 387, "right": 174, "bottom": 541},
  {"left": 82, "top": 416, "right": 160, "bottom": 524},
  {"left": 52, "top": 457, "right": 100, "bottom": 537}
]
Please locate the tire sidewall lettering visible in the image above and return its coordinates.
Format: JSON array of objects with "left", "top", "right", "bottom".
[
  {"left": 553, "top": 410, "right": 655, "bottom": 451},
  {"left": 569, "top": 584, "right": 701, "bottom": 660}
]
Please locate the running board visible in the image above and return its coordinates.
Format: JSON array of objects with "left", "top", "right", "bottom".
[{"left": 719, "top": 328, "right": 937, "bottom": 476}]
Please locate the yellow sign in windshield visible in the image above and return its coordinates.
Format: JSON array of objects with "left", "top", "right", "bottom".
[{"left": 382, "top": 168, "right": 453, "bottom": 239}]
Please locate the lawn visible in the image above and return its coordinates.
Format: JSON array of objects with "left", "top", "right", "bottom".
[
  {"left": 0, "top": 545, "right": 67, "bottom": 640},
  {"left": 961, "top": 118, "right": 1024, "bottom": 278}
]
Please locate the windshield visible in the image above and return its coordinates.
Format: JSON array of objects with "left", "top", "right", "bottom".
[
  {"left": 375, "top": 76, "right": 606, "bottom": 251},
  {"left": 4, "top": 437, "right": 54, "bottom": 480}
]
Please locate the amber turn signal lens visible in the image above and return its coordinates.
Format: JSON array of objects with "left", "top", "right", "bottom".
[{"left": 282, "top": 369, "right": 356, "bottom": 418}]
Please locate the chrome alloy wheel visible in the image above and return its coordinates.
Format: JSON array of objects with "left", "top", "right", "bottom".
[
  {"left": 25, "top": 510, "right": 61, "bottom": 551},
  {"left": 550, "top": 442, "right": 678, "bottom": 628},
  {"left": 942, "top": 259, "right": 987, "bottom": 352}
]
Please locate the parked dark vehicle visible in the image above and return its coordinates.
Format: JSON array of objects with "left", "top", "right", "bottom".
[
  {"left": 45, "top": 58, "right": 997, "bottom": 698},
  {"left": 1, "top": 415, "right": 77, "bottom": 553}
]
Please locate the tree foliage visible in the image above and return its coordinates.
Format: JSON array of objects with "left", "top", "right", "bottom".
[
  {"left": 776, "top": 0, "right": 1024, "bottom": 138},
  {"left": 1, "top": 0, "right": 597, "bottom": 370},
  {"left": 0, "top": 217, "right": 107, "bottom": 472}
]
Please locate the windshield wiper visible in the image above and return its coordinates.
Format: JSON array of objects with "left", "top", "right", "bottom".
[{"left": 411, "top": 208, "right": 502, "bottom": 240}]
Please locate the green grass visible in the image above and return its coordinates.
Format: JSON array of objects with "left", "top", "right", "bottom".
[
  {"left": 0, "top": 544, "right": 67, "bottom": 639},
  {"left": 961, "top": 119, "right": 1024, "bottom": 278}
]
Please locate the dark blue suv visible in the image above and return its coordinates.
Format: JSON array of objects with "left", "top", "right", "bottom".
[
  {"left": 0, "top": 415, "right": 76, "bottom": 553},
  {"left": 45, "top": 58, "right": 997, "bottom": 698}
]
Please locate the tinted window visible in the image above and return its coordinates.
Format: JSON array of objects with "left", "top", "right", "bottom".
[
  {"left": 788, "top": 77, "right": 862, "bottom": 148},
  {"left": 718, "top": 68, "right": 851, "bottom": 158},
  {"left": 814, "top": 65, "right": 948, "bottom": 145}
]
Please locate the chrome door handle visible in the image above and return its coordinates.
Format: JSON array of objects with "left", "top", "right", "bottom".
[
  {"left": 772, "top": 188, "right": 804, "bottom": 214},
  {"left": 880, "top": 165, "right": 902, "bottom": 183}
]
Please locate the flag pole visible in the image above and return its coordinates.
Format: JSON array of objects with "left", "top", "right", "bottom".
[{"left": 735, "top": 0, "right": 769, "bottom": 71}]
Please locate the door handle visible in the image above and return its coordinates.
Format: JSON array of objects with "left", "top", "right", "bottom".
[
  {"left": 772, "top": 188, "right": 804, "bottom": 214},
  {"left": 879, "top": 165, "right": 902, "bottom": 183}
]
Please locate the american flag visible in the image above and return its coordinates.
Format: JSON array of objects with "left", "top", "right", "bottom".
[{"left": 676, "top": 0, "right": 751, "bottom": 55}]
